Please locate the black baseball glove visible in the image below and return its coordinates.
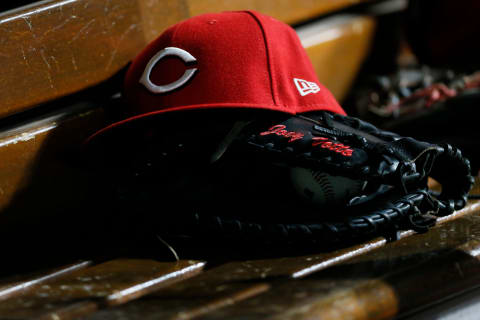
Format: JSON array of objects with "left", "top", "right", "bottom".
[
  {"left": 91, "top": 110, "right": 473, "bottom": 247},
  {"left": 148, "top": 110, "right": 474, "bottom": 246}
]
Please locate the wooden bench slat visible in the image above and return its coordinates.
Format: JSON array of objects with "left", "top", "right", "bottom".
[
  {"left": 0, "top": 0, "right": 146, "bottom": 119},
  {"left": 0, "top": 259, "right": 204, "bottom": 319},
  {"left": 192, "top": 278, "right": 398, "bottom": 320},
  {"left": 0, "top": 102, "right": 106, "bottom": 224},
  {"left": 0, "top": 261, "right": 92, "bottom": 302},
  {"left": 76, "top": 283, "right": 268, "bottom": 320}
]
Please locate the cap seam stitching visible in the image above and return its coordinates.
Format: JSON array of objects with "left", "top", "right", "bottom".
[
  {"left": 243, "top": 11, "right": 278, "bottom": 107},
  {"left": 170, "top": 17, "right": 182, "bottom": 45}
]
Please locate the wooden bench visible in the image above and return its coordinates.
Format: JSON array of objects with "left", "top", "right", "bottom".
[{"left": 0, "top": 179, "right": 479, "bottom": 319}]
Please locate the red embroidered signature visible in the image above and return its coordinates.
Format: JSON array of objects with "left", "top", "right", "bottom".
[
  {"left": 259, "top": 125, "right": 354, "bottom": 157},
  {"left": 312, "top": 137, "right": 353, "bottom": 156},
  {"left": 260, "top": 125, "right": 304, "bottom": 142}
]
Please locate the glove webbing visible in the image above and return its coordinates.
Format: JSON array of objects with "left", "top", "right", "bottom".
[
  {"left": 318, "top": 112, "right": 474, "bottom": 206},
  {"left": 433, "top": 143, "right": 474, "bottom": 210}
]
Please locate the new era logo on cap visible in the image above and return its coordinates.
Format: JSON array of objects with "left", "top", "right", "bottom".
[{"left": 293, "top": 78, "right": 320, "bottom": 96}]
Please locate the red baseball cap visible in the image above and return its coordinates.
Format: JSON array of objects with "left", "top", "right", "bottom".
[{"left": 87, "top": 10, "right": 345, "bottom": 143}]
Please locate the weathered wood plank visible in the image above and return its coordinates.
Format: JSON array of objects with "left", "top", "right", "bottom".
[
  {"left": 0, "top": 259, "right": 204, "bottom": 319},
  {"left": 0, "top": 0, "right": 371, "bottom": 119},
  {"left": 0, "top": 0, "right": 146, "bottom": 118},
  {"left": 0, "top": 100, "right": 107, "bottom": 223},
  {"left": 0, "top": 261, "right": 92, "bottom": 301},
  {"left": 393, "top": 238, "right": 480, "bottom": 318},
  {"left": 193, "top": 278, "right": 398, "bottom": 320},
  {"left": 78, "top": 283, "right": 270, "bottom": 320}
]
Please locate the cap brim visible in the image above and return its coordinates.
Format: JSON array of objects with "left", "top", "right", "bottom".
[
  {"left": 83, "top": 103, "right": 289, "bottom": 169},
  {"left": 85, "top": 102, "right": 302, "bottom": 146}
]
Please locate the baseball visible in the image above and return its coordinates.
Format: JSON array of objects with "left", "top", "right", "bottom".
[{"left": 289, "top": 167, "right": 367, "bottom": 207}]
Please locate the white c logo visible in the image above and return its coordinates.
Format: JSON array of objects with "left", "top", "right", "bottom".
[{"left": 139, "top": 47, "right": 198, "bottom": 94}]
